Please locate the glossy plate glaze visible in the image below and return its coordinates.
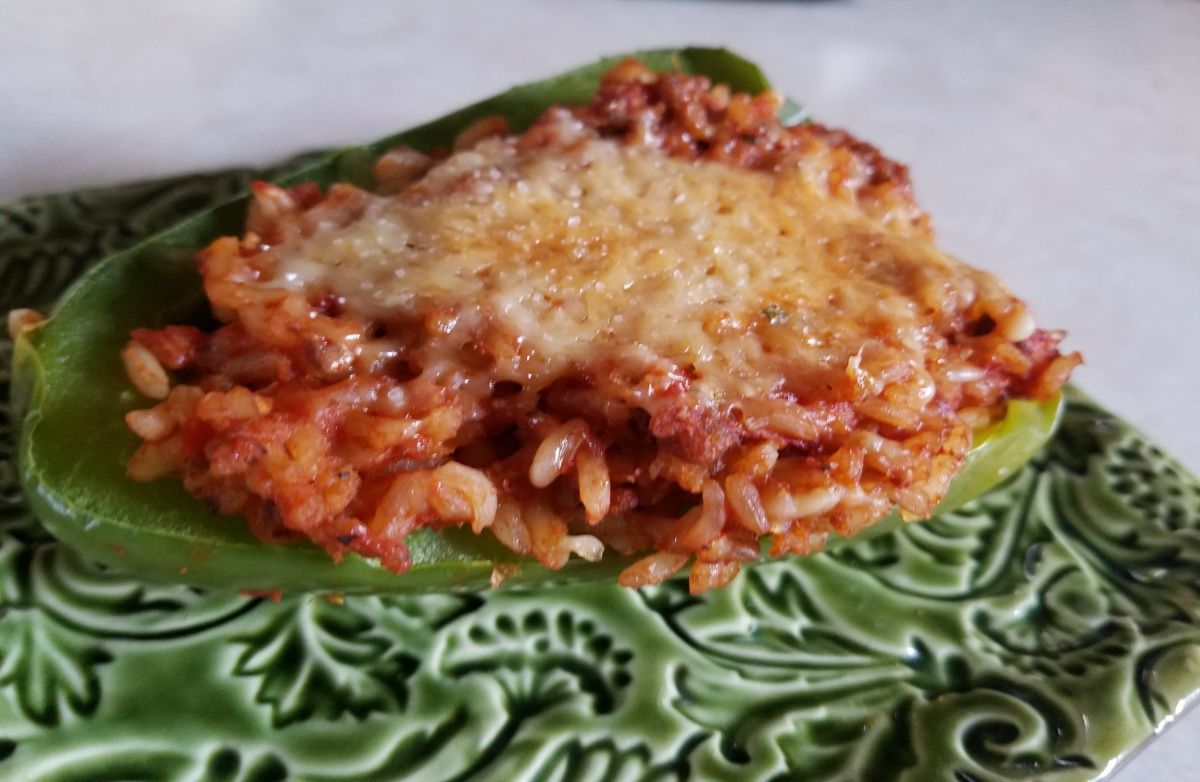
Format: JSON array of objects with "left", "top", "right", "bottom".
[{"left": 1, "top": 164, "right": 1199, "bottom": 782}]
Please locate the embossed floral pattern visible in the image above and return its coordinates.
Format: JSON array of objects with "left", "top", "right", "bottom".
[{"left": 0, "top": 168, "right": 1197, "bottom": 781}]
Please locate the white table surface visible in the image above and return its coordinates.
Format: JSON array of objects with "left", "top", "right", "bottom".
[{"left": 1, "top": 0, "right": 1197, "bottom": 777}]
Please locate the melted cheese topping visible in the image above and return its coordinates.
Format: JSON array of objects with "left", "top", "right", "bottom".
[{"left": 262, "top": 117, "right": 1008, "bottom": 403}]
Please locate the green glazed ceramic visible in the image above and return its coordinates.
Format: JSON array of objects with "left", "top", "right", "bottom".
[{"left": 2, "top": 137, "right": 1199, "bottom": 782}]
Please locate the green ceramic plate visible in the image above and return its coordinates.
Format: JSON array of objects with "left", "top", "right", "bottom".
[{"left": 3, "top": 95, "right": 1200, "bottom": 782}]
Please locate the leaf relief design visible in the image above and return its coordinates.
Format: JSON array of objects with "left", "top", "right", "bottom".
[
  {"left": 305, "top": 708, "right": 469, "bottom": 782},
  {"left": 904, "top": 677, "right": 1096, "bottom": 782},
  {"left": 232, "top": 596, "right": 417, "bottom": 727},
  {"left": 27, "top": 543, "right": 254, "bottom": 640},
  {"left": 441, "top": 607, "right": 634, "bottom": 717},
  {"left": 432, "top": 606, "right": 636, "bottom": 781},
  {"left": 0, "top": 607, "right": 111, "bottom": 726}
]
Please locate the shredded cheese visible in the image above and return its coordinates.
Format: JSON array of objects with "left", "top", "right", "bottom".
[{"left": 261, "top": 113, "right": 1011, "bottom": 405}]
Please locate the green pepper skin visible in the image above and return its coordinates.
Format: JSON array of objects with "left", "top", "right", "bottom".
[{"left": 11, "top": 47, "right": 1063, "bottom": 594}]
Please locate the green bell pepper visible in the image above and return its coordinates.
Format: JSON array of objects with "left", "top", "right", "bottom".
[{"left": 10, "top": 47, "right": 1063, "bottom": 594}]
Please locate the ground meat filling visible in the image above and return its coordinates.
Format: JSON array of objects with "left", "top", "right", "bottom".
[{"left": 121, "top": 60, "right": 1080, "bottom": 594}]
